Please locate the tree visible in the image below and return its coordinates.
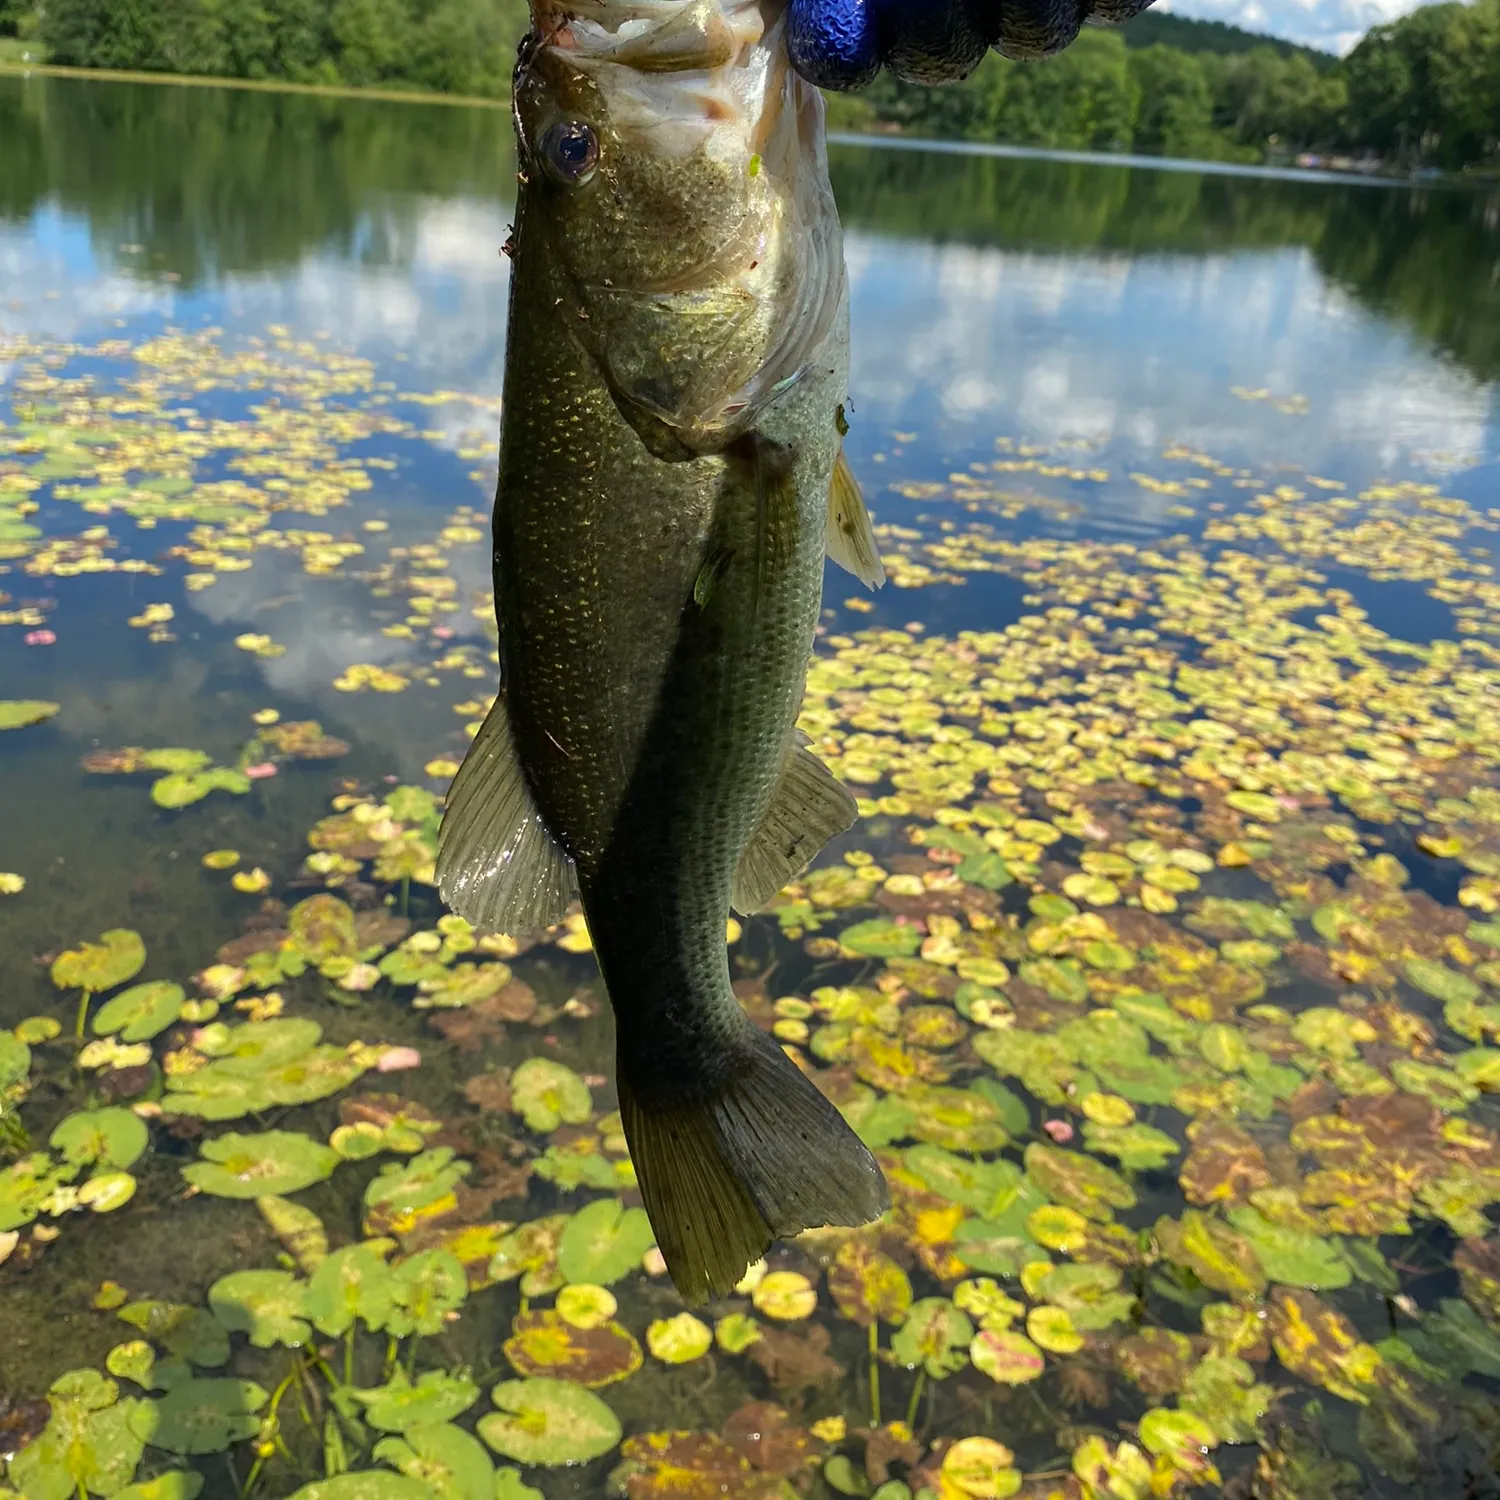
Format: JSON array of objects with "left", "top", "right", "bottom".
[
  {"left": 1127, "top": 44, "right": 1218, "bottom": 158},
  {"left": 40, "top": 0, "right": 166, "bottom": 68}
]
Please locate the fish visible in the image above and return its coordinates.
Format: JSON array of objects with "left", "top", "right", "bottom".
[{"left": 437, "top": 0, "right": 889, "bottom": 1305}]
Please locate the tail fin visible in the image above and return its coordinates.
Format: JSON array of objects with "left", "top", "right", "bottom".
[{"left": 617, "top": 1022, "right": 890, "bottom": 1305}]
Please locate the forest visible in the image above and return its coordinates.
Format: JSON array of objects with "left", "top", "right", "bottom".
[{"left": 1, "top": 0, "right": 1497, "bottom": 172}]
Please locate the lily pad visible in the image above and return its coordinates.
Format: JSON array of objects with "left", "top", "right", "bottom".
[
  {"left": 129, "top": 1377, "right": 268, "bottom": 1454},
  {"left": 208, "top": 1269, "right": 312, "bottom": 1348},
  {"left": 556, "top": 1198, "right": 655, "bottom": 1286},
  {"left": 503, "top": 1310, "right": 643, "bottom": 1387},
  {"left": 93, "top": 981, "right": 185, "bottom": 1041},
  {"left": 387, "top": 1250, "right": 470, "bottom": 1338},
  {"left": 942, "top": 1437, "right": 1021, "bottom": 1499},
  {"left": 305, "top": 1243, "right": 397, "bottom": 1337},
  {"left": 889, "top": 1297, "right": 974, "bottom": 1377},
  {"left": 839, "top": 918, "right": 922, "bottom": 957},
  {"left": 828, "top": 1238, "right": 912, "bottom": 1327},
  {"left": 52, "top": 929, "right": 147, "bottom": 994},
  {"left": 0, "top": 700, "right": 60, "bottom": 730},
  {"left": 646, "top": 1312, "right": 713, "bottom": 1364},
  {"left": 970, "top": 1328, "right": 1045, "bottom": 1385},
  {"left": 477, "top": 1378, "right": 621, "bottom": 1467},
  {"left": 509, "top": 1058, "right": 592, "bottom": 1133},
  {"left": 354, "top": 1371, "right": 481, "bottom": 1432},
  {"left": 1225, "top": 1206, "right": 1351, "bottom": 1290},
  {"left": 151, "top": 768, "right": 251, "bottom": 809},
  {"left": 183, "top": 1131, "right": 340, "bottom": 1198},
  {"left": 115, "top": 1475, "right": 206, "bottom": 1500},
  {"left": 50, "top": 1107, "right": 150, "bottom": 1169},
  {"left": 8, "top": 1372, "right": 147, "bottom": 1500},
  {"left": 1024, "top": 1143, "right": 1136, "bottom": 1222},
  {"left": 117, "top": 1302, "right": 230, "bottom": 1367},
  {"left": 363, "top": 1149, "right": 471, "bottom": 1235},
  {"left": 372, "top": 1422, "right": 494, "bottom": 1500},
  {"left": 287, "top": 1477, "right": 434, "bottom": 1500}
]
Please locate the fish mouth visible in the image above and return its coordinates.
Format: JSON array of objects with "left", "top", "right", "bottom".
[{"left": 526, "top": 1, "right": 793, "bottom": 160}]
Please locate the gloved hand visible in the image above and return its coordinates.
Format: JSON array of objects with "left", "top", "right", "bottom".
[{"left": 787, "top": 0, "right": 1155, "bottom": 91}]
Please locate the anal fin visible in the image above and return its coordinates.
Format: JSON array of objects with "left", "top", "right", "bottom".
[
  {"left": 826, "top": 447, "right": 885, "bottom": 590},
  {"left": 436, "top": 693, "right": 577, "bottom": 937},
  {"left": 732, "top": 733, "right": 857, "bottom": 915}
]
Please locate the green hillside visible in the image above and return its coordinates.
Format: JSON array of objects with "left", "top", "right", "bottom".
[{"left": 1120, "top": 10, "right": 1335, "bottom": 67}]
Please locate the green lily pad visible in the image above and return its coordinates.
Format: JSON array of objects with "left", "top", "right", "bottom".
[
  {"left": 305, "top": 1242, "right": 397, "bottom": 1336},
  {"left": 0, "top": 1031, "right": 30, "bottom": 1089},
  {"left": 1082, "top": 1121, "right": 1181, "bottom": 1171},
  {"left": 387, "top": 1250, "right": 469, "bottom": 1338},
  {"left": 288, "top": 1475, "right": 439, "bottom": 1500},
  {"left": 115, "top": 1473, "right": 207, "bottom": 1500},
  {"left": 198, "top": 1018, "right": 322, "bottom": 1071},
  {"left": 288, "top": 893, "right": 361, "bottom": 963},
  {"left": 209, "top": 1269, "right": 312, "bottom": 1348},
  {"left": 160, "top": 1069, "right": 275, "bottom": 1121},
  {"left": 890, "top": 1297, "right": 974, "bottom": 1377},
  {"left": 492, "top": 1471, "right": 544, "bottom": 1500},
  {"left": 1225, "top": 1206, "right": 1351, "bottom": 1290},
  {"left": 0, "top": 700, "right": 60, "bottom": 730},
  {"left": 93, "top": 981, "right": 185, "bottom": 1041},
  {"left": 1138, "top": 1408, "right": 1219, "bottom": 1476},
  {"left": 151, "top": 768, "right": 251, "bottom": 809},
  {"left": 1403, "top": 958, "right": 1480, "bottom": 1006},
  {"left": 477, "top": 1378, "right": 622, "bottom": 1466},
  {"left": 556, "top": 1198, "right": 655, "bottom": 1286},
  {"left": 118, "top": 1302, "right": 230, "bottom": 1368},
  {"left": 8, "top": 1372, "right": 147, "bottom": 1500},
  {"left": 903, "top": 1145, "right": 1027, "bottom": 1218},
  {"left": 50, "top": 1107, "right": 150, "bottom": 1169},
  {"left": 128, "top": 1377, "right": 268, "bottom": 1454},
  {"left": 372, "top": 1422, "right": 494, "bottom": 1500},
  {"left": 956, "top": 853, "right": 1014, "bottom": 890},
  {"left": 1156, "top": 1211, "right": 1267, "bottom": 1297},
  {"left": 1181, "top": 1354, "right": 1272, "bottom": 1445},
  {"left": 51, "top": 929, "right": 147, "bottom": 994},
  {"left": 838, "top": 918, "right": 922, "bottom": 958},
  {"left": 354, "top": 1370, "right": 480, "bottom": 1432},
  {"left": 509, "top": 1058, "right": 592, "bottom": 1134},
  {"left": 0, "top": 1152, "right": 74, "bottom": 1232},
  {"left": 363, "top": 1149, "right": 471, "bottom": 1229},
  {"left": 183, "top": 1131, "right": 340, "bottom": 1199}
]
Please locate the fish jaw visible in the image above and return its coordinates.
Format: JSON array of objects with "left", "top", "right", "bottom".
[{"left": 514, "top": 0, "right": 843, "bottom": 450}]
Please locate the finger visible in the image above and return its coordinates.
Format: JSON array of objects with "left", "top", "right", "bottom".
[
  {"left": 876, "top": 0, "right": 992, "bottom": 85},
  {"left": 988, "top": 0, "right": 1086, "bottom": 58},
  {"left": 786, "top": 0, "right": 883, "bottom": 90}
]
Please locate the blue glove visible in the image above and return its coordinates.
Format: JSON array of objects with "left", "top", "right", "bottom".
[{"left": 787, "top": 0, "right": 1155, "bottom": 90}]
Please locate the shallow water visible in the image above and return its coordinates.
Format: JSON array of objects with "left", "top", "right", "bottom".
[{"left": 3, "top": 71, "right": 1500, "bottom": 1500}]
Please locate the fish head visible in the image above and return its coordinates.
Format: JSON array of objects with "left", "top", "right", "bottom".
[{"left": 515, "top": 0, "right": 846, "bottom": 451}]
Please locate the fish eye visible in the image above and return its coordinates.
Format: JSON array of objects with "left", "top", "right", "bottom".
[{"left": 540, "top": 121, "right": 600, "bottom": 186}]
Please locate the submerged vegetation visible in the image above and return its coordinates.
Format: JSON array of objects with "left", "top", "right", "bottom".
[{"left": 3, "top": 260, "right": 1500, "bottom": 1500}]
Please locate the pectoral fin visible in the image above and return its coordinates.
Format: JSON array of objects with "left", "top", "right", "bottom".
[
  {"left": 436, "top": 693, "right": 577, "bottom": 937},
  {"left": 826, "top": 448, "right": 885, "bottom": 589},
  {"left": 731, "top": 733, "right": 858, "bottom": 915}
]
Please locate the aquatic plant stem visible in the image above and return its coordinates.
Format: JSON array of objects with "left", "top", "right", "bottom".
[
  {"left": 868, "top": 1321, "right": 881, "bottom": 1427},
  {"left": 904, "top": 1370, "right": 926, "bottom": 1429},
  {"left": 386, "top": 1334, "right": 399, "bottom": 1375},
  {"left": 343, "top": 1326, "right": 354, "bottom": 1386},
  {"left": 74, "top": 987, "right": 92, "bottom": 1039}
]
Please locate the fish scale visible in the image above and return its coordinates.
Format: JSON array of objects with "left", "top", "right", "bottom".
[{"left": 438, "top": 0, "right": 890, "bottom": 1303}]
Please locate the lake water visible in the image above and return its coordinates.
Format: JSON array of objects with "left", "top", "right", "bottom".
[{"left": 3, "top": 72, "right": 1500, "bottom": 1500}]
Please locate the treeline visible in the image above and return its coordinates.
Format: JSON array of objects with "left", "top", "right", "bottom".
[
  {"left": 1, "top": 0, "right": 529, "bottom": 97},
  {"left": 839, "top": 0, "right": 1500, "bottom": 173},
  {"left": 2, "top": 0, "right": 1497, "bottom": 173}
]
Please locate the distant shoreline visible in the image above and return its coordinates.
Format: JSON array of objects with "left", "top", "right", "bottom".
[{"left": 0, "top": 59, "right": 506, "bottom": 108}]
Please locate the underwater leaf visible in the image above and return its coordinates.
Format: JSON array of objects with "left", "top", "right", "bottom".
[
  {"left": 478, "top": 1379, "right": 621, "bottom": 1466},
  {"left": 488, "top": 1216, "right": 569, "bottom": 1299},
  {"left": 305, "top": 1243, "right": 397, "bottom": 1337},
  {"left": 1024, "top": 1143, "right": 1135, "bottom": 1222},
  {"left": 0, "top": 1030, "right": 30, "bottom": 1089},
  {"left": 208, "top": 1269, "right": 312, "bottom": 1348},
  {"left": 362, "top": 1149, "right": 471, "bottom": 1236},
  {"left": 92, "top": 981, "right": 185, "bottom": 1041},
  {"left": 827, "top": 1238, "right": 912, "bottom": 1327},
  {"left": 1156, "top": 1211, "right": 1266, "bottom": 1297},
  {"left": 1267, "top": 1288, "right": 1383, "bottom": 1402},
  {"left": 752, "top": 1272, "right": 820, "bottom": 1321},
  {"left": 889, "top": 1298, "right": 973, "bottom": 1377},
  {"left": 509, "top": 1059, "right": 593, "bottom": 1133},
  {"left": 1403, "top": 958, "right": 1479, "bottom": 1006},
  {"left": 51, "top": 929, "right": 146, "bottom": 993},
  {"left": 1225, "top": 1206, "right": 1351, "bottom": 1291},
  {"left": 504, "top": 1311, "right": 643, "bottom": 1387},
  {"left": 117, "top": 1302, "right": 230, "bottom": 1368},
  {"left": 1137, "top": 1408, "right": 1219, "bottom": 1480},
  {"left": 354, "top": 1371, "right": 481, "bottom": 1432},
  {"left": 50, "top": 1107, "right": 149, "bottom": 1170},
  {"left": 1180, "top": 1353, "right": 1272, "bottom": 1445},
  {"left": 129, "top": 1377, "right": 268, "bottom": 1454},
  {"left": 839, "top": 918, "right": 923, "bottom": 957},
  {"left": 372, "top": 1422, "right": 494, "bottom": 1500},
  {"left": 556, "top": 1198, "right": 655, "bottom": 1286},
  {"left": 1417, "top": 1298, "right": 1500, "bottom": 1379},
  {"left": 183, "top": 1131, "right": 340, "bottom": 1199},
  {"left": 288, "top": 894, "right": 361, "bottom": 963}
]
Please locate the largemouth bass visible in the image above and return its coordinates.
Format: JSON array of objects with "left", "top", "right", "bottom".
[{"left": 437, "top": 0, "right": 889, "bottom": 1304}]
